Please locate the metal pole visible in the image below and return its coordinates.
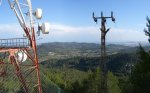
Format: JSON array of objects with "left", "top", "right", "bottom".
[
  {"left": 92, "top": 11, "right": 115, "bottom": 93},
  {"left": 100, "top": 16, "right": 107, "bottom": 93}
]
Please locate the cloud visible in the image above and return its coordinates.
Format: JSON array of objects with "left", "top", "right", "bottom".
[
  {"left": 0, "top": 24, "right": 23, "bottom": 38},
  {"left": 39, "top": 23, "right": 148, "bottom": 43},
  {"left": 39, "top": 23, "right": 100, "bottom": 43},
  {"left": 0, "top": 23, "right": 148, "bottom": 43},
  {"left": 107, "top": 28, "right": 147, "bottom": 42}
]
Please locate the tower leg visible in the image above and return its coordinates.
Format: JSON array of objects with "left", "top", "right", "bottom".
[
  {"left": 10, "top": 56, "right": 29, "bottom": 93},
  {"left": 31, "top": 27, "right": 42, "bottom": 93}
]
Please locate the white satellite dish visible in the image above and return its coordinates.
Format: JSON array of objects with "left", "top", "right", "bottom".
[
  {"left": 41, "top": 22, "right": 50, "bottom": 34},
  {"left": 17, "top": 51, "right": 27, "bottom": 62},
  {"left": 35, "top": 8, "right": 42, "bottom": 19},
  {"left": 38, "top": 22, "right": 50, "bottom": 34}
]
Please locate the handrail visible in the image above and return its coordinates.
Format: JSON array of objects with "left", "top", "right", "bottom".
[{"left": 0, "top": 38, "right": 30, "bottom": 48}]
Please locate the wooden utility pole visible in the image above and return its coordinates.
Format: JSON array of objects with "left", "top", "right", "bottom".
[{"left": 92, "top": 11, "right": 115, "bottom": 93}]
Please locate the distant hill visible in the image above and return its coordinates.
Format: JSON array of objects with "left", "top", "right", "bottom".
[
  {"left": 37, "top": 42, "right": 142, "bottom": 74},
  {"left": 37, "top": 42, "right": 134, "bottom": 58}
]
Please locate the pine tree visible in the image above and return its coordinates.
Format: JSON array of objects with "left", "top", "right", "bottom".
[
  {"left": 144, "top": 17, "right": 150, "bottom": 43},
  {"left": 130, "top": 45, "right": 150, "bottom": 93},
  {"left": 129, "top": 17, "right": 150, "bottom": 93}
]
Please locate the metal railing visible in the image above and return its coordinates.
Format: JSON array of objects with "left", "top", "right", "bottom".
[{"left": 0, "top": 38, "right": 30, "bottom": 48}]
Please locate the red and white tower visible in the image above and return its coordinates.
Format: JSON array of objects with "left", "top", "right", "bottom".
[{"left": 0, "top": 0, "right": 50, "bottom": 93}]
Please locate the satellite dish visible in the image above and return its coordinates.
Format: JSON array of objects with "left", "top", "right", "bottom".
[
  {"left": 16, "top": 51, "right": 27, "bottom": 62},
  {"left": 38, "top": 22, "right": 50, "bottom": 34},
  {"left": 35, "top": 8, "right": 42, "bottom": 19}
]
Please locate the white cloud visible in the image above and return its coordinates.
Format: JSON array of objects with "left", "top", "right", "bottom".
[
  {"left": 39, "top": 23, "right": 148, "bottom": 43},
  {"left": 0, "top": 23, "right": 148, "bottom": 43},
  {"left": 0, "top": 24, "right": 23, "bottom": 38},
  {"left": 108, "top": 28, "right": 147, "bottom": 42},
  {"left": 39, "top": 23, "right": 100, "bottom": 43}
]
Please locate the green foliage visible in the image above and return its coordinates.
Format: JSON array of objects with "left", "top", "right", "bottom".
[
  {"left": 144, "top": 16, "right": 150, "bottom": 43},
  {"left": 41, "top": 53, "right": 138, "bottom": 75},
  {"left": 0, "top": 83, "right": 8, "bottom": 93},
  {"left": 40, "top": 65, "right": 88, "bottom": 93},
  {"left": 111, "top": 17, "right": 150, "bottom": 93},
  {"left": 124, "top": 17, "right": 150, "bottom": 93},
  {"left": 1, "top": 42, "right": 141, "bottom": 93},
  {"left": 80, "top": 68, "right": 101, "bottom": 93},
  {"left": 40, "top": 66, "right": 66, "bottom": 93},
  {"left": 40, "top": 65, "right": 121, "bottom": 93},
  {"left": 71, "top": 68, "right": 121, "bottom": 93},
  {"left": 129, "top": 46, "right": 150, "bottom": 93},
  {"left": 108, "top": 71, "right": 121, "bottom": 93},
  {"left": 121, "top": 45, "right": 150, "bottom": 93}
]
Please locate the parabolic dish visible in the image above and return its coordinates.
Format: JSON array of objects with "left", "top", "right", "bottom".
[
  {"left": 41, "top": 22, "right": 50, "bottom": 34},
  {"left": 35, "top": 8, "right": 42, "bottom": 19},
  {"left": 17, "top": 51, "right": 27, "bottom": 62}
]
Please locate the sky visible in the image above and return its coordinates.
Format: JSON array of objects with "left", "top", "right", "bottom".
[{"left": 0, "top": 0, "right": 150, "bottom": 43}]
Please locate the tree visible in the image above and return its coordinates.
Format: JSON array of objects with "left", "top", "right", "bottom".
[
  {"left": 128, "top": 17, "right": 150, "bottom": 93},
  {"left": 130, "top": 46, "right": 150, "bottom": 93},
  {"left": 72, "top": 68, "right": 101, "bottom": 93},
  {"left": 71, "top": 68, "right": 121, "bottom": 93},
  {"left": 0, "top": 83, "right": 8, "bottom": 93},
  {"left": 144, "top": 17, "right": 150, "bottom": 43},
  {"left": 107, "top": 72, "right": 121, "bottom": 93}
]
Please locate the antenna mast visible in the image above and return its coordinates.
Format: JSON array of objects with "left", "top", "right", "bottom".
[
  {"left": 92, "top": 11, "right": 115, "bottom": 93},
  {"left": 0, "top": 0, "right": 50, "bottom": 93}
]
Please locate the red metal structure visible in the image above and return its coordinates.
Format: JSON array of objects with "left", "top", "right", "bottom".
[{"left": 0, "top": 0, "right": 49, "bottom": 93}]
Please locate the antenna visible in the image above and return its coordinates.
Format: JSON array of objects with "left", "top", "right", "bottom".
[
  {"left": 16, "top": 50, "right": 27, "bottom": 63},
  {"left": 38, "top": 22, "right": 50, "bottom": 34},
  {"left": 34, "top": 8, "right": 43, "bottom": 19},
  {"left": 111, "top": 11, "right": 115, "bottom": 22},
  {"left": 92, "top": 11, "right": 115, "bottom": 93},
  {"left": 93, "top": 12, "right": 97, "bottom": 23},
  {"left": 101, "top": 12, "right": 103, "bottom": 17}
]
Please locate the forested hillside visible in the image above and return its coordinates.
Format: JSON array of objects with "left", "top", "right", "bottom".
[
  {"left": 0, "top": 42, "right": 148, "bottom": 93},
  {"left": 37, "top": 42, "right": 142, "bottom": 93},
  {"left": 38, "top": 42, "right": 139, "bottom": 72}
]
